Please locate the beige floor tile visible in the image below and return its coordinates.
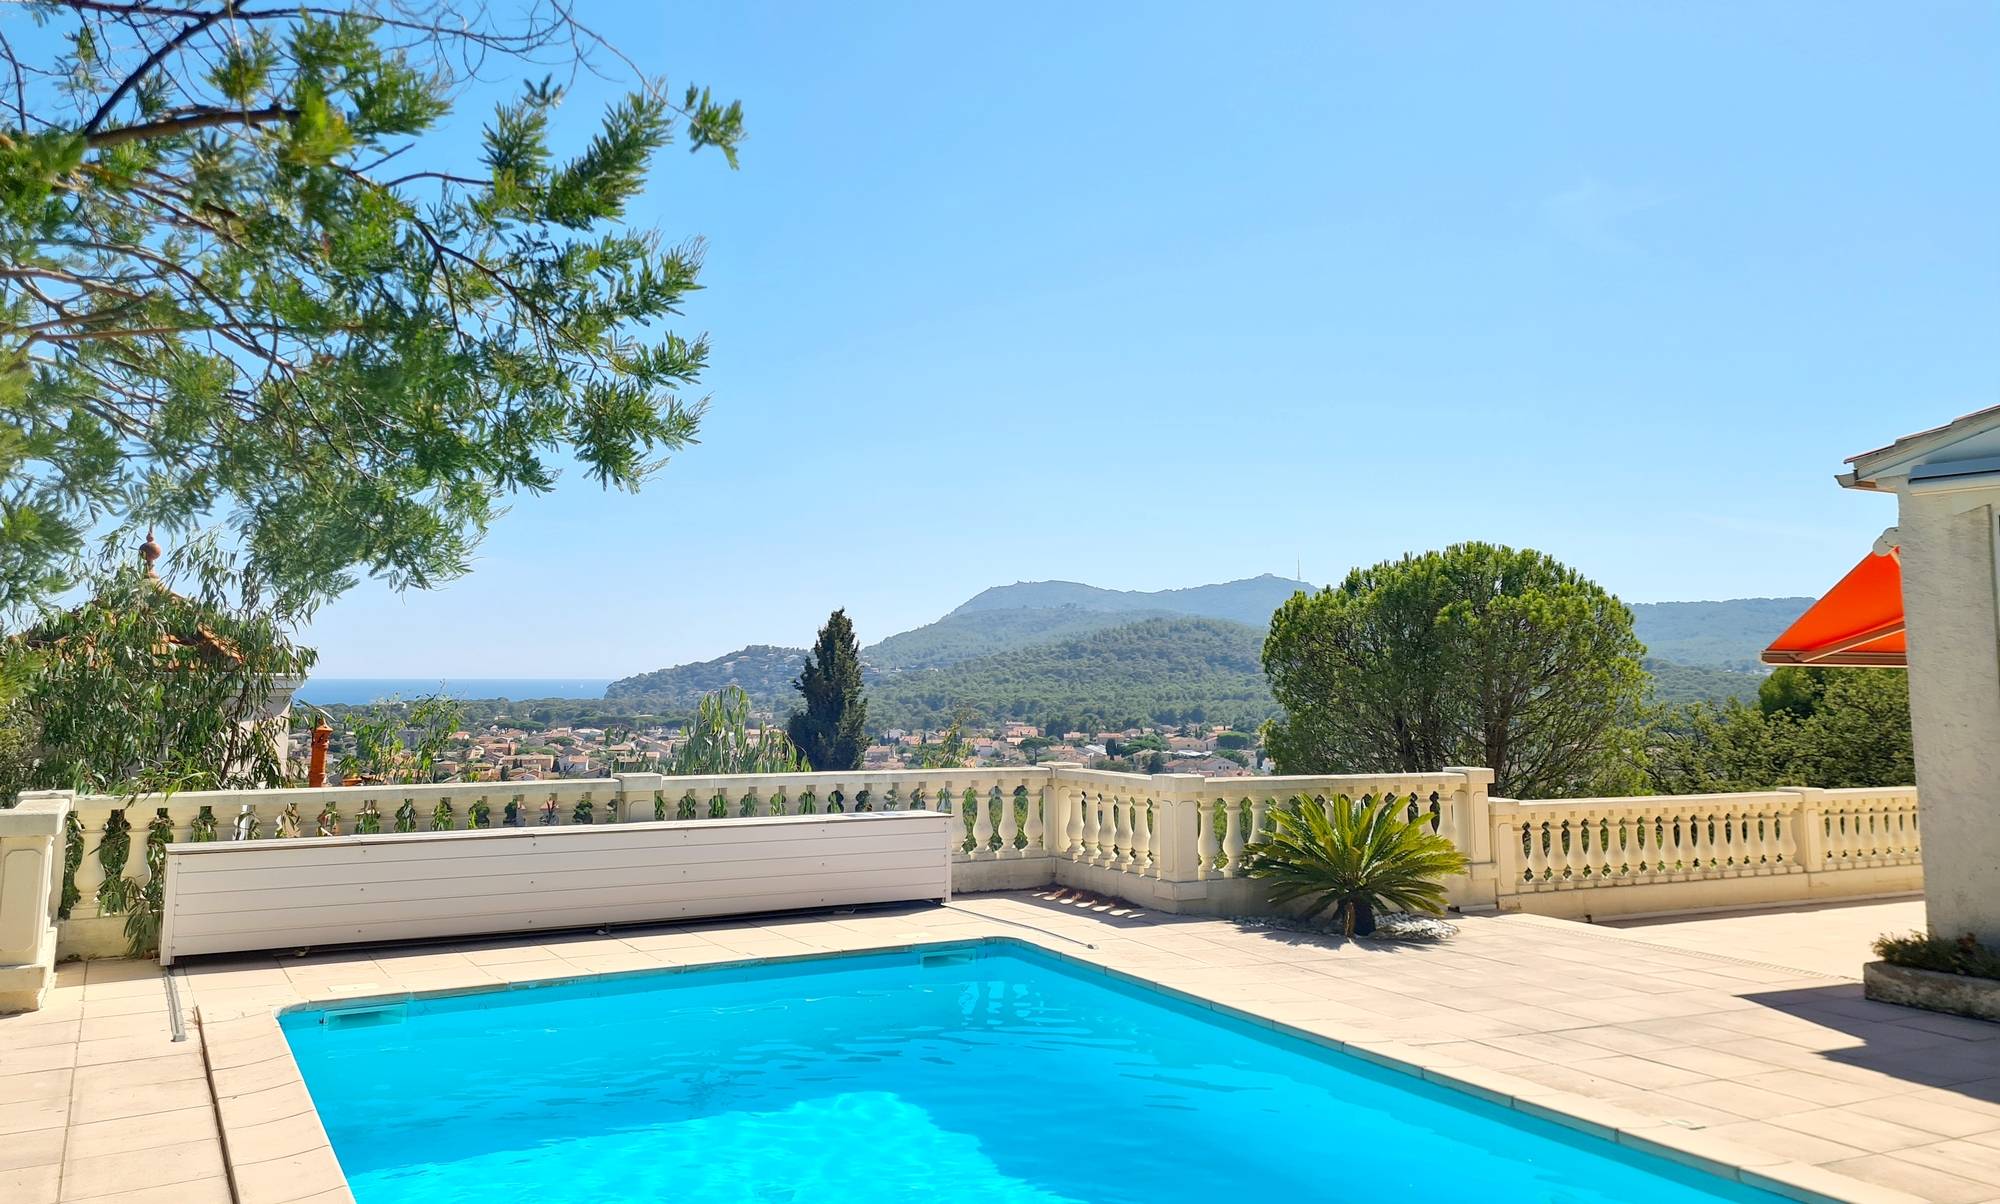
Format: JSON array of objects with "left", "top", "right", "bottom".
[
  {"left": 69, "top": 1076, "right": 212, "bottom": 1126},
  {"left": 75, "top": 1012, "right": 174, "bottom": 1045},
  {"left": 1823, "top": 1152, "right": 1996, "bottom": 1204},
  {"left": 71, "top": 1033, "right": 193, "bottom": 1074},
  {"left": 0, "top": 1162, "right": 60, "bottom": 1204},
  {"left": 0, "top": 1044, "right": 77, "bottom": 1077},
  {"left": 232, "top": 1145, "right": 347, "bottom": 1204},
  {"left": 1660, "top": 1077, "right": 1821, "bottom": 1120},
  {"left": 69, "top": 1052, "right": 205, "bottom": 1094},
  {"left": 82, "top": 960, "right": 159, "bottom": 986},
  {"left": 1738, "top": 1067, "right": 1911, "bottom": 1106},
  {"left": 216, "top": 1079, "right": 316, "bottom": 1133},
  {"left": 77, "top": 995, "right": 172, "bottom": 1022},
  {"left": 1895, "top": 1140, "right": 2000, "bottom": 1189},
  {"left": 0, "top": 1125, "right": 65, "bottom": 1171},
  {"left": 0, "top": 1019, "right": 82, "bottom": 1048},
  {"left": 63, "top": 1105, "right": 217, "bottom": 1160},
  {"left": 209, "top": 1055, "right": 300, "bottom": 1099},
  {"left": 1703, "top": 1119, "right": 1873, "bottom": 1165},
  {"left": 81, "top": 1180, "right": 232, "bottom": 1204},
  {"left": 1569, "top": 1054, "right": 1711, "bottom": 1090},
  {"left": 0, "top": 1068, "right": 72, "bottom": 1105},
  {"left": 227, "top": 1111, "right": 332, "bottom": 1164},
  {"left": 78, "top": 978, "right": 165, "bottom": 1003},
  {"left": 58, "top": 1139, "right": 225, "bottom": 1200},
  {"left": 1768, "top": 1106, "right": 1946, "bottom": 1154},
  {"left": 0, "top": 1098, "right": 69, "bottom": 1136}
]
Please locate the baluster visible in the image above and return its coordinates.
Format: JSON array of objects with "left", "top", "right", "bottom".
[
  {"left": 1023, "top": 780, "right": 1045, "bottom": 856},
  {"left": 1003, "top": 783, "right": 1025, "bottom": 856},
  {"left": 1771, "top": 804, "right": 1797, "bottom": 870},
  {"left": 1078, "top": 789, "right": 1101, "bottom": 864},
  {"left": 1523, "top": 816, "right": 1551, "bottom": 884},
  {"left": 1677, "top": 810, "right": 1700, "bottom": 874},
  {"left": 1248, "top": 793, "right": 1273, "bottom": 846},
  {"left": 968, "top": 786, "right": 995, "bottom": 857},
  {"left": 1221, "top": 797, "right": 1248, "bottom": 878},
  {"left": 1104, "top": 793, "right": 1129, "bottom": 872},
  {"left": 1195, "top": 796, "right": 1222, "bottom": 877},
  {"left": 1129, "top": 796, "right": 1154, "bottom": 877},
  {"left": 1064, "top": 784, "right": 1085, "bottom": 859},
  {"left": 1748, "top": 804, "right": 1773, "bottom": 872}
]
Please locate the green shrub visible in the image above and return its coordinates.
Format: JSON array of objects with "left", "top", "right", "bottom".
[
  {"left": 1873, "top": 931, "right": 2000, "bottom": 980},
  {"left": 1244, "top": 795, "right": 1468, "bottom": 937}
]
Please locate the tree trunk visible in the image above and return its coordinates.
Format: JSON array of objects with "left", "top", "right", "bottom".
[{"left": 1348, "top": 897, "right": 1376, "bottom": 937}]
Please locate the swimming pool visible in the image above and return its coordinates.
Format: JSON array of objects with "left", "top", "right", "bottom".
[{"left": 281, "top": 939, "right": 1787, "bottom": 1204}]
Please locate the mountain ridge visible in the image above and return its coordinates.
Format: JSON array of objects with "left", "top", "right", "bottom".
[{"left": 604, "top": 578, "right": 1812, "bottom": 715}]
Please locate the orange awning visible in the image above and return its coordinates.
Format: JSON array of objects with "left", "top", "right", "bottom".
[{"left": 1762, "top": 549, "right": 1906, "bottom": 668}]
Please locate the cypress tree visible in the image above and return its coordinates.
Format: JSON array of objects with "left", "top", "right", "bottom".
[{"left": 788, "top": 610, "right": 869, "bottom": 770}]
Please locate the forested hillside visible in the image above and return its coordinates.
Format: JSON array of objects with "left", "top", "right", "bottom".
[
  {"left": 1628, "top": 598, "right": 1812, "bottom": 670},
  {"left": 950, "top": 575, "right": 1308, "bottom": 627},
  {"left": 865, "top": 605, "right": 1177, "bottom": 670},
  {"left": 601, "top": 583, "right": 1811, "bottom": 724},
  {"left": 606, "top": 645, "right": 803, "bottom": 711},
  {"left": 868, "top": 616, "right": 1275, "bottom": 730}
]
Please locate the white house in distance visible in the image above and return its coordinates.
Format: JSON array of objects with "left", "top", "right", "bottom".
[{"left": 1772, "top": 405, "right": 2000, "bottom": 950}]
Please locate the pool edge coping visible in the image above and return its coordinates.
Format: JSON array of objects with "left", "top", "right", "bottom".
[{"left": 194, "top": 930, "right": 1922, "bottom": 1204}]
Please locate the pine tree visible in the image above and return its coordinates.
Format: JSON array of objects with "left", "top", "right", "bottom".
[{"left": 788, "top": 610, "right": 868, "bottom": 771}]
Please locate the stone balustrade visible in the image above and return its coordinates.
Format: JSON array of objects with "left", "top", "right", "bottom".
[
  {"left": 1489, "top": 785, "right": 1921, "bottom": 920},
  {"left": 0, "top": 766, "right": 1922, "bottom": 1008}
]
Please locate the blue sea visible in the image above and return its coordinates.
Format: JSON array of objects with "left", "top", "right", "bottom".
[
  {"left": 284, "top": 941, "right": 1779, "bottom": 1204},
  {"left": 294, "top": 678, "right": 611, "bottom": 706}
]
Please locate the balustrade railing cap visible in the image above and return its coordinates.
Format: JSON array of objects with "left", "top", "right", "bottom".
[{"left": 0, "top": 793, "right": 70, "bottom": 834}]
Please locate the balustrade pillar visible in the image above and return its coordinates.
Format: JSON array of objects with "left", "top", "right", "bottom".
[
  {"left": 1442, "top": 767, "right": 1496, "bottom": 864},
  {"left": 0, "top": 792, "right": 70, "bottom": 1012},
  {"left": 1791, "top": 788, "right": 1828, "bottom": 874},
  {"left": 1148, "top": 775, "right": 1204, "bottom": 884},
  {"left": 616, "top": 773, "right": 665, "bottom": 823}
]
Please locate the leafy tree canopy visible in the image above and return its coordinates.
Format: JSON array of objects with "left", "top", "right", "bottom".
[
  {"left": 1645, "top": 666, "right": 1913, "bottom": 793},
  {"left": 2, "top": 542, "right": 312, "bottom": 798},
  {"left": 1262, "top": 542, "right": 1646, "bottom": 798},
  {"left": 0, "top": 0, "right": 742, "bottom": 618}
]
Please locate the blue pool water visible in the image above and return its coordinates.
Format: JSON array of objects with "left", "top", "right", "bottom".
[{"left": 281, "top": 940, "right": 1782, "bottom": 1204}]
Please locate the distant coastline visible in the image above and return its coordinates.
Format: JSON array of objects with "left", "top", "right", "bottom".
[{"left": 295, "top": 678, "right": 611, "bottom": 707}]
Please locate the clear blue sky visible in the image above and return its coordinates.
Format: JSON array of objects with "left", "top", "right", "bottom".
[{"left": 302, "top": 1, "right": 1998, "bottom": 677}]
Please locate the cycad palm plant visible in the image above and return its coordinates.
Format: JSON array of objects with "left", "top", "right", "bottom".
[{"left": 1243, "top": 795, "right": 1469, "bottom": 937}]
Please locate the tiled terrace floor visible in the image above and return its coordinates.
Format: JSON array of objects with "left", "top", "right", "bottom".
[
  {"left": 2, "top": 892, "right": 1997, "bottom": 1204},
  {"left": 1603, "top": 897, "right": 1927, "bottom": 980}
]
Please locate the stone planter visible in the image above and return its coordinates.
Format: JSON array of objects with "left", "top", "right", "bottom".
[{"left": 1863, "top": 960, "right": 2000, "bottom": 1023}]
